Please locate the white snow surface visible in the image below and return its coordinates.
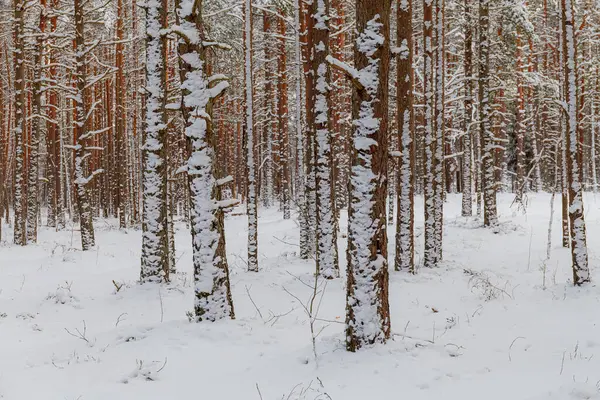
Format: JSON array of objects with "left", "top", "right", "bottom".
[{"left": 2, "top": 193, "right": 600, "bottom": 399}]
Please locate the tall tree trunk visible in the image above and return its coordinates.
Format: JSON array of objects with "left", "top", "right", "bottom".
[
  {"left": 311, "top": 0, "right": 339, "bottom": 279},
  {"left": 26, "top": 8, "right": 45, "bottom": 243},
  {"left": 479, "top": 0, "right": 497, "bottom": 227},
  {"left": 244, "top": 0, "right": 259, "bottom": 272},
  {"left": 115, "top": 0, "right": 126, "bottom": 229},
  {"left": 344, "top": 0, "right": 391, "bottom": 352},
  {"left": 277, "top": 14, "right": 291, "bottom": 220},
  {"left": 395, "top": 0, "right": 414, "bottom": 272},
  {"left": 461, "top": 0, "right": 473, "bottom": 217},
  {"left": 73, "top": 0, "right": 96, "bottom": 250},
  {"left": 422, "top": 0, "right": 437, "bottom": 266},
  {"left": 176, "top": 0, "right": 235, "bottom": 321},
  {"left": 433, "top": 0, "right": 445, "bottom": 261},
  {"left": 561, "top": 0, "right": 589, "bottom": 285},
  {"left": 140, "top": 0, "right": 170, "bottom": 281},
  {"left": 12, "top": 0, "right": 26, "bottom": 246},
  {"left": 295, "top": 0, "right": 309, "bottom": 257}
]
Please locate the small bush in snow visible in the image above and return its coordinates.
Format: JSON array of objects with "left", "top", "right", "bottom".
[
  {"left": 46, "top": 281, "right": 79, "bottom": 306},
  {"left": 121, "top": 359, "right": 167, "bottom": 383}
]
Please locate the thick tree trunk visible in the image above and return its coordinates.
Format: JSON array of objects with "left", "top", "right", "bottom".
[
  {"left": 176, "top": 0, "right": 235, "bottom": 320},
  {"left": 345, "top": 0, "right": 391, "bottom": 352},
  {"left": 140, "top": 0, "right": 170, "bottom": 281}
]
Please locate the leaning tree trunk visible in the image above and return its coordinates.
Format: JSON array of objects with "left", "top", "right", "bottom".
[
  {"left": 395, "top": 0, "right": 414, "bottom": 272},
  {"left": 561, "top": 0, "right": 589, "bottom": 285},
  {"left": 343, "top": 0, "right": 391, "bottom": 352},
  {"left": 176, "top": 0, "right": 235, "bottom": 321}
]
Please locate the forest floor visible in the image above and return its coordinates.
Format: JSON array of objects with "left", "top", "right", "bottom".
[{"left": 2, "top": 193, "right": 600, "bottom": 399}]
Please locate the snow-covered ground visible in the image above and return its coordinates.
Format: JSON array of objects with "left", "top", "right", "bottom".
[{"left": 2, "top": 193, "right": 600, "bottom": 399}]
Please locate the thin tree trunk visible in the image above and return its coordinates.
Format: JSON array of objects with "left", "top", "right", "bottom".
[
  {"left": 12, "top": 0, "right": 26, "bottom": 246},
  {"left": 244, "top": 0, "right": 259, "bottom": 272},
  {"left": 311, "top": 0, "right": 339, "bottom": 279},
  {"left": 479, "top": 0, "right": 497, "bottom": 227},
  {"left": 561, "top": 0, "right": 589, "bottom": 285},
  {"left": 395, "top": 0, "right": 414, "bottom": 272},
  {"left": 461, "top": 0, "right": 473, "bottom": 217}
]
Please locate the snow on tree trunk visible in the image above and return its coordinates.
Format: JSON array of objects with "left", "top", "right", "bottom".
[
  {"left": 478, "top": 0, "right": 497, "bottom": 227},
  {"left": 433, "top": 0, "right": 445, "bottom": 261},
  {"left": 73, "top": 0, "right": 96, "bottom": 250},
  {"left": 176, "top": 0, "right": 235, "bottom": 321},
  {"left": 277, "top": 14, "right": 291, "bottom": 220},
  {"left": 140, "top": 0, "right": 170, "bottom": 281},
  {"left": 12, "top": 0, "right": 26, "bottom": 246},
  {"left": 311, "top": 0, "right": 339, "bottom": 279},
  {"left": 303, "top": 0, "right": 317, "bottom": 261},
  {"left": 345, "top": 0, "right": 391, "bottom": 351},
  {"left": 295, "top": 0, "right": 310, "bottom": 257},
  {"left": 395, "top": 0, "right": 415, "bottom": 272},
  {"left": 115, "top": 0, "right": 127, "bottom": 229},
  {"left": 461, "top": 0, "right": 473, "bottom": 217},
  {"left": 422, "top": 0, "right": 439, "bottom": 266},
  {"left": 561, "top": 0, "right": 589, "bottom": 285},
  {"left": 244, "top": 0, "right": 259, "bottom": 272},
  {"left": 26, "top": 10, "right": 45, "bottom": 244},
  {"left": 514, "top": 32, "right": 525, "bottom": 203}
]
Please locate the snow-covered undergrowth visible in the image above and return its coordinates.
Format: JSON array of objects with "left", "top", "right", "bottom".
[{"left": 2, "top": 193, "right": 600, "bottom": 399}]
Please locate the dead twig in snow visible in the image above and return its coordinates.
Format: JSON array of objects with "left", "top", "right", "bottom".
[{"left": 508, "top": 336, "right": 526, "bottom": 361}]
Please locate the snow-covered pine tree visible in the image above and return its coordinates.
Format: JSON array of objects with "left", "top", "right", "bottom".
[
  {"left": 72, "top": 0, "right": 97, "bottom": 250},
  {"left": 433, "top": 0, "right": 445, "bottom": 261},
  {"left": 26, "top": 7, "right": 45, "bottom": 244},
  {"left": 395, "top": 0, "right": 415, "bottom": 273},
  {"left": 423, "top": 0, "right": 438, "bottom": 266},
  {"left": 277, "top": 13, "right": 291, "bottom": 220},
  {"left": 175, "top": 0, "right": 235, "bottom": 321},
  {"left": 295, "top": 0, "right": 310, "bottom": 258},
  {"left": 244, "top": 0, "right": 259, "bottom": 272},
  {"left": 115, "top": 0, "right": 127, "bottom": 229},
  {"left": 478, "top": 0, "right": 497, "bottom": 227},
  {"left": 336, "top": 0, "right": 392, "bottom": 352},
  {"left": 141, "top": 0, "right": 170, "bottom": 281},
  {"left": 311, "top": 0, "right": 339, "bottom": 279},
  {"left": 461, "top": 0, "right": 473, "bottom": 217},
  {"left": 561, "top": 0, "right": 590, "bottom": 285},
  {"left": 12, "top": 0, "right": 26, "bottom": 246}
]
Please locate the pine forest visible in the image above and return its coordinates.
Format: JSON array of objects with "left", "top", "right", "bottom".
[{"left": 1, "top": 0, "right": 600, "bottom": 398}]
